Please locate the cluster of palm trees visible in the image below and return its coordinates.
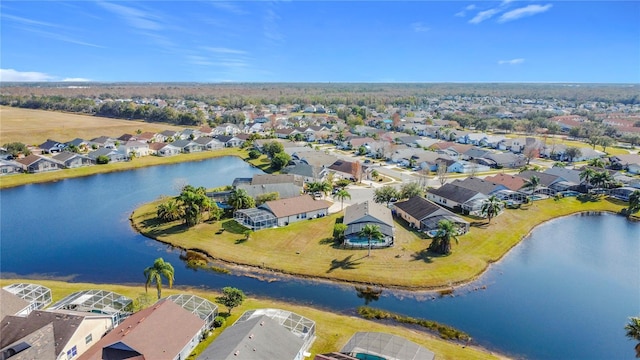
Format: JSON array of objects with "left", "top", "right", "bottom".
[
  {"left": 157, "top": 185, "right": 222, "bottom": 226},
  {"left": 579, "top": 167, "right": 615, "bottom": 191}
]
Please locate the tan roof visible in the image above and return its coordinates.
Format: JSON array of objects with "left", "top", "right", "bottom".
[
  {"left": 0, "top": 289, "right": 29, "bottom": 321},
  {"left": 482, "top": 173, "right": 526, "bottom": 191},
  {"left": 79, "top": 299, "right": 204, "bottom": 360},
  {"left": 15, "top": 154, "right": 43, "bottom": 166},
  {"left": 148, "top": 142, "right": 169, "bottom": 151},
  {"left": 263, "top": 195, "right": 331, "bottom": 218}
]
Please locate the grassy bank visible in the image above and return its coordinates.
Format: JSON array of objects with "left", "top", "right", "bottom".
[
  {"left": 131, "top": 196, "right": 628, "bottom": 289},
  {"left": 0, "top": 279, "right": 504, "bottom": 360},
  {"left": 0, "top": 148, "right": 248, "bottom": 189}
]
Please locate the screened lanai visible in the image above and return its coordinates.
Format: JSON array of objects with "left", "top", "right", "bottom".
[
  {"left": 235, "top": 308, "right": 316, "bottom": 351},
  {"left": 166, "top": 294, "right": 218, "bottom": 329},
  {"left": 420, "top": 214, "right": 469, "bottom": 235},
  {"left": 48, "top": 289, "right": 132, "bottom": 326},
  {"left": 2, "top": 283, "right": 52, "bottom": 315},
  {"left": 234, "top": 208, "right": 278, "bottom": 230}
]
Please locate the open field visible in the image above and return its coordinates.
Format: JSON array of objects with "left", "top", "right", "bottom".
[
  {"left": 0, "top": 278, "right": 504, "bottom": 360},
  {"left": 0, "top": 148, "right": 249, "bottom": 189},
  {"left": 131, "top": 196, "right": 629, "bottom": 289},
  {"left": 0, "top": 106, "right": 185, "bottom": 145}
]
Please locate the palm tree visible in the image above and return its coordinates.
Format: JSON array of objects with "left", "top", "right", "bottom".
[
  {"left": 144, "top": 257, "right": 175, "bottom": 299},
  {"left": 429, "top": 220, "right": 459, "bottom": 255},
  {"left": 157, "top": 199, "right": 184, "bottom": 223},
  {"left": 359, "top": 224, "right": 384, "bottom": 257},
  {"left": 227, "top": 188, "right": 255, "bottom": 210},
  {"left": 625, "top": 317, "right": 640, "bottom": 358},
  {"left": 480, "top": 195, "right": 504, "bottom": 224},
  {"left": 591, "top": 171, "right": 613, "bottom": 191},
  {"left": 627, "top": 190, "right": 640, "bottom": 214},
  {"left": 522, "top": 175, "right": 541, "bottom": 195},
  {"left": 178, "top": 186, "right": 213, "bottom": 226},
  {"left": 587, "top": 158, "right": 605, "bottom": 168},
  {"left": 579, "top": 167, "right": 596, "bottom": 188},
  {"left": 333, "top": 189, "right": 351, "bottom": 211}
]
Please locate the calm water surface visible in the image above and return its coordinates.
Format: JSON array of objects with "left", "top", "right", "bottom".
[{"left": 1, "top": 156, "right": 638, "bottom": 359}]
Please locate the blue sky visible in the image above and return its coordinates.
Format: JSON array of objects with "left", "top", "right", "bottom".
[{"left": 1, "top": 1, "right": 638, "bottom": 83}]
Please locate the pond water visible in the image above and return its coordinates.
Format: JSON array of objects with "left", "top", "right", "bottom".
[{"left": 1, "top": 156, "right": 638, "bottom": 359}]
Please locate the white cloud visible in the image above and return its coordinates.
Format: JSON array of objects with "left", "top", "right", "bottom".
[
  {"left": 98, "top": 2, "right": 162, "bottom": 30},
  {"left": 2, "top": 13, "right": 61, "bottom": 28},
  {"left": 411, "top": 22, "right": 430, "bottom": 32},
  {"left": 62, "top": 77, "right": 92, "bottom": 82},
  {"left": 456, "top": 4, "right": 477, "bottom": 17},
  {"left": 0, "top": 69, "right": 54, "bottom": 82},
  {"left": 498, "top": 58, "right": 525, "bottom": 65},
  {"left": 498, "top": 4, "right": 553, "bottom": 23},
  {"left": 469, "top": 8, "right": 500, "bottom": 24},
  {"left": 207, "top": 1, "right": 247, "bottom": 15},
  {"left": 203, "top": 47, "right": 247, "bottom": 55}
]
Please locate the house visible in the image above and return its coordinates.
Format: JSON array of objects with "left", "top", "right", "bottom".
[
  {"left": 235, "top": 182, "right": 303, "bottom": 201},
  {"left": 1, "top": 310, "right": 115, "bottom": 360},
  {"left": 337, "top": 332, "right": 435, "bottom": 360},
  {"left": 483, "top": 174, "right": 527, "bottom": 191},
  {"left": 395, "top": 136, "right": 422, "bottom": 147},
  {"left": 292, "top": 151, "right": 339, "bottom": 169},
  {"left": 0, "top": 159, "right": 25, "bottom": 175},
  {"left": 281, "top": 161, "right": 321, "bottom": 182},
  {"left": 393, "top": 196, "right": 469, "bottom": 234},
  {"left": 194, "top": 136, "right": 225, "bottom": 150},
  {"left": 235, "top": 195, "right": 331, "bottom": 229},
  {"left": 38, "top": 139, "right": 65, "bottom": 154},
  {"left": 149, "top": 142, "right": 182, "bottom": 156},
  {"left": 135, "top": 131, "right": 159, "bottom": 143},
  {"left": 87, "top": 148, "right": 128, "bottom": 163},
  {"left": 610, "top": 187, "right": 639, "bottom": 201},
  {"left": 484, "top": 152, "right": 527, "bottom": 169},
  {"left": 540, "top": 144, "right": 604, "bottom": 162},
  {"left": 275, "top": 128, "right": 299, "bottom": 139},
  {"left": 610, "top": 154, "right": 640, "bottom": 175},
  {"left": 411, "top": 151, "right": 453, "bottom": 172},
  {"left": 158, "top": 130, "right": 181, "bottom": 142},
  {"left": 199, "top": 309, "right": 315, "bottom": 360},
  {"left": 65, "top": 138, "right": 90, "bottom": 151},
  {"left": 118, "top": 140, "right": 150, "bottom": 158},
  {"left": 214, "top": 123, "right": 241, "bottom": 136},
  {"left": 450, "top": 176, "right": 510, "bottom": 196},
  {"left": 426, "top": 183, "right": 488, "bottom": 215},
  {"left": 214, "top": 135, "right": 244, "bottom": 147},
  {"left": 172, "top": 139, "right": 204, "bottom": 153},
  {"left": 2, "top": 283, "right": 52, "bottom": 319},
  {"left": 15, "top": 154, "right": 63, "bottom": 173},
  {"left": 79, "top": 299, "right": 206, "bottom": 360},
  {"left": 515, "top": 170, "right": 565, "bottom": 194},
  {"left": 52, "top": 151, "right": 94, "bottom": 168},
  {"left": 447, "top": 160, "right": 490, "bottom": 174},
  {"left": 88, "top": 136, "right": 116, "bottom": 149},
  {"left": 343, "top": 201, "right": 395, "bottom": 248},
  {"left": 324, "top": 160, "right": 362, "bottom": 181}
]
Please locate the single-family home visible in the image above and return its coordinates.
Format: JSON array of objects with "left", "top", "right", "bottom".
[
  {"left": 158, "top": 130, "right": 181, "bottom": 142},
  {"left": 65, "top": 138, "right": 90, "bottom": 152},
  {"left": 118, "top": 140, "right": 150, "bottom": 158},
  {"left": 135, "top": 131, "right": 159, "bottom": 143},
  {"left": 234, "top": 195, "right": 331, "bottom": 229},
  {"left": 198, "top": 309, "right": 315, "bottom": 360},
  {"left": 149, "top": 142, "right": 182, "bottom": 156},
  {"left": 214, "top": 135, "right": 244, "bottom": 147},
  {"left": 610, "top": 154, "right": 640, "bottom": 175},
  {"left": 79, "top": 298, "right": 206, "bottom": 360},
  {"left": 450, "top": 177, "right": 510, "bottom": 196},
  {"left": 426, "top": 183, "right": 488, "bottom": 215},
  {"left": 343, "top": 201, "right": 395, "bottom": 248},
  {"left": 193, "top": 136, "right": 225, "bottom": 150},
  {"left": 447, "top": 160, "right": 490, "bottom": 174},
  {"left": 0, "top": 159, "right": 25, "bottom": 175},
  {"left": 87, "top": 148, "right": 128, "bottom": 163},
  {"left": 15, "top": 154, "right": 63, "bottom": 173},
  {"left": 515, "top": 170, "right": 564, "bottom": 194},
  {"left": 483, "top": 173, "right": 527, "bottom": 192},
  {"left": 214, "top": 123, "right": 241, "bottom": 136},
  {"left": 484, "top": 152, "right": 527, "bottom": 169},
  {"left": 393, "top": 196, "right": 469, "bottom": 234},
  {"left": 1, "top": 310, "right": 115, "bottom": 360},
  {"left": 88, "top": 136, "right": 117, "bottom": 149},
  {"left": 171, "top": 139, "right": 204, "bottom": 153},
  {"left": 38, "top": 139, "right": 65, "bottom": 154},
  {"left": 52, "top": 151, "right": 94, "bottom": 168}
]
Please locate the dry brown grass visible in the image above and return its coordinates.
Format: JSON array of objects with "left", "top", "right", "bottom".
[{"left": 0, "top": 106, "right": 185, "bottom": 145}]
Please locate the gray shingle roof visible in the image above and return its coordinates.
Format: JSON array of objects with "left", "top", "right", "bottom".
[
  {"left": 393, "top": 196, "right": 446, "bottom": 221},
  {"left": 340, "top": 332, "right": 435, "bottom": 360},
  {"left": 428, "top": 183, "right": 485, "bottom": 204},
  {"left": 450, "top": 176, "right": 506, "bottom": 196}
]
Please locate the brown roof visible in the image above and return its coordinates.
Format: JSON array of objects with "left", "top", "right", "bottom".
[
  {"left": 79, "top": 299, "right": 205, "bottom": 360},
  {"left": 0, "top": 289, "right": 30, "bottom": 321},
  {"left": 136, "top": 132, "right": 156, "bottom": 141},
  {"left": 15, "top": 154, "right": 44, "bottom": 166},
  {"left": 148, "top": 142, "right": 169, "bottom": 151},
  {"left": 262, "top": 195, "right": 331, "bottom": 218},
  {"left": 483, "top": 173, "right": 526, "bottom": 191}
]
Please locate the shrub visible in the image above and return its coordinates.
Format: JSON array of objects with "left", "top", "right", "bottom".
[
  {"left": 248, "top": 149, "right": 261, "bottom": 159},
  {"left": 213, "top": 316, "right": 226, "bottom": 328}
]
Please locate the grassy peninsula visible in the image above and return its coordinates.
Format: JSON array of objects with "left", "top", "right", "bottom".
[
  {"left": 0, "top": 279, "right": 504, "bottom": 360},
  {"left": 131, "top": 196, "right": 628, "bottom": 289}
]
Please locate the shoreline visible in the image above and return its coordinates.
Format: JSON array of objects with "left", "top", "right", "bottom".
[{"left": 130, "top": 204, "right": 633, "bottom": 292}]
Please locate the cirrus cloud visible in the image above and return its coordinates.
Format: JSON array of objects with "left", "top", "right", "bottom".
[
  {"left": 498, "top": 4, "right": 553, "bottom": 23},
  {"left": 498, "top": 58, "right": 525, "bottom": 65}
]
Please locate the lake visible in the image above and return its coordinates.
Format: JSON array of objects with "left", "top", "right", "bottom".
[{"left": 1, "top": 156, "right": 638, "bottom": 359}]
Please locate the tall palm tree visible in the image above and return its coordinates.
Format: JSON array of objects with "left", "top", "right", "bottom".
[
  {"left": 359, "top": 224, "right": 384, "bottom": 257},
  {"left": 591, "top": 171, "right": 613, "bottom": 190},
  {"left": 430, "top": 220, "right": 459, "bottom": 255},
  {"left": 587, "top": 158, "right": 605, "bottom": 168},
  {"left": 480, "top": 195, "right": 504, "bottom": 224},
  {"left": 625, "top": 317, "right": 640, "bottom": 358},
  {"left": 333, "top": 189, "right": 351, "bottom": 211},
  {"left": 579, "top": 167, "right": 596, "bottom": 188},
  {"left": 522, "top": 175, "right": 541, "bottom": 195},
  {"left": 157, "top": 199, "right": 184, "bottom": 223},
  {"left": 627, "top": 190, "right": 640, "bottom": 214},
  {"left": 144, "top": 257, "right": 175, "bottom": 299},
  {"left": 228, "top": 188, "right": 255, "bottom": 210}
]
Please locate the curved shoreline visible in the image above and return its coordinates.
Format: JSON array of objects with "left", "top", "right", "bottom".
[{"left": 131, "top": 203, "right": 635, "bottom": 292}]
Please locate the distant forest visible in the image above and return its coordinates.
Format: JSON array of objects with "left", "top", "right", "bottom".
[{"left": 2, "top": 83, "right": 639, "bottom": 106}]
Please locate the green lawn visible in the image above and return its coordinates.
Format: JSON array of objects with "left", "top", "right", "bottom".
[
  {"left": 131, "top": 196, "right": 628, "bottom": 289},
  {"left": 0, "top": 148, "right": 249, "bottom": 189},
  {"left": 0, "top": 279, "right": 504, "bottom": 360}
]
